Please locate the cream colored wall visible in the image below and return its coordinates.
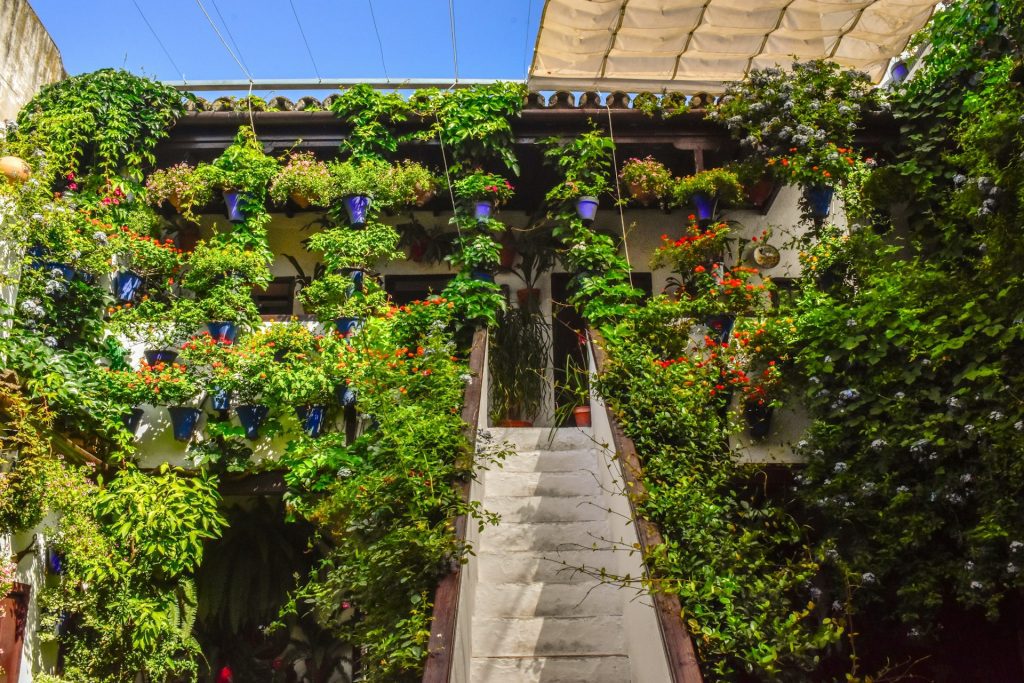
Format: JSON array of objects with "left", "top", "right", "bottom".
[{"left": 0, "top": 0, "right": 65, "bottom": 121}]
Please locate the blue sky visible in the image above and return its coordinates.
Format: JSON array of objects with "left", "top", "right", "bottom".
[{"left": 28, "top": 0, "right": 543, "bottom": 98}]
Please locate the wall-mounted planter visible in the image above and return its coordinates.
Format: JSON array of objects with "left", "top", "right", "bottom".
[
  {"left": 473, "top": 200, "right": 494, "bottom": 222},
  {"left": 691, "top": 192, "right": 716, "bottom": 222},
  {"left": 744, "top": 401, "right": 774, "bottom": 439},
  {"left": 334, "top": 316, "right": 363, "bottom": 337},
  {"left": 223, "top": 190, "right": 246, "bottom": 223},
  {"left": 206, "top": 321, "right": 238, "bottom": 345},
  {"left": 575, "top": 196, "right": 599, "bottom": 224},
  {"left": 343, "top": 195, "right": 371, "bottom": 227},
  {"left": 337, "top": 385, "right": 357, "bottom": 408},
  {"left": 114, "top": 270, "right": 144, "bottom": 303},
  {"left": 123, "top": 407, "right": 145, "bottom": 435},
  {"left": 210, "top": 388, "right": 232, "bottom": 412},
  {"left": 296, "top": 404, "right": 327, "bottom": 437},
  {"left": 890, "top": 60, "right": 910, "bottom": 84},
  {"left": 167, "top": 406, "right": 202, "bottom": 442},
  {"left": 236, "top": 404, "right": 269, "bottom": 440},
  {"left": 803, "top": 185, "right": 834, "bottom": 219},
  {"left": 704, "top": 314, "right": 735, "bottom": 344},
  {"left": 144, "top": 349, "right": 179, "bottom": 366}
]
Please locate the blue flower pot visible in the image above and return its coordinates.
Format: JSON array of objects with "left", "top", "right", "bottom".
[
  {"left": 474, "top": 200, "right": 494, "bottom": 222},
  {"left": 334, "top": 316, "right": 363, "bottom": 337},
  {"left": 210, "top": 388, "right": 232, "bottom": 412},
  {"left": 348, "top": 269, "right": 365, "bottom": 294},
  {"left": 471, "top": 270, "right": 495, "bottom": 283},
  {"left": 206, "top": 321, "right": 238, "bottom": 344},
  {"left": 890, "top": 60, "right": 910, "bottom": 84},
  {"left": 47, "top": 549, "right": 63, "bottom": 575},
  {"left": 337, "top": 385, "right": 357, "bottom": 407},
  {"left": 803, "top": 185, "right": 834, "bottom": 219},
  {"left": 144, "top": 349, "right": 179, "bottom": 366},
  {"left": 236, "top": 404, "right": 269, "bottom": 440},
  {"left": 123, "top": 407, "right": 145, "bottom": 435},
  {"left": 114, "top": 270, "right": 144, "bottom": 303},
  {"left": 575, "top": 196, "right": 599, "bottom": 223},
  {"left": 45, "top": 262, "right": 76, "bottom": 282},
  {"left": 343, "top": 195, "right": 371, "bottom": 227},
  {"left": 223, "top": 190, "right": 246, "bottom": 223},
  {"left": 705, "top": 314, "right": 735, "bottom": 344},
  {"left": 167, "top": 406, "right": 202, "bottom": 442},
  {"left": 692, "top": 193, "right": 716, "bottom": 222},
  {"left": 296, "top": 404, "right": 327, "bottom": 437}
]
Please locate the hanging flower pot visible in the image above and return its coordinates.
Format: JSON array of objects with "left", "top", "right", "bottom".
[
  {"left": 123, "top": 407, "right": 145, "bottom": 435},
  {"left": 343, "top": 195, "right": 371, "bottom": 227},
  {"left": 223, "top": 190, "right": 246, "bottom": 223},
  {"left": 114, "top": 270, "right": 145, "bottom": 303},
  {"left": 572, "top": 405, "right": 592, "bottom": 428},
  {"left": 210, "top": 388, "right": 232, "bottom": 412},
  {"left": 744, "top": 401, "right": 774, "bottom": 439},
  {"left": 692, "top": 192, "right": 716, "bottom": 222},
  {"left": 337, "top": 385, "right": 357, "bottom": 407},
  {"left": 704, "top": 314, "right": 735, "bottom": 344},
  {"left": 144, "top": 349, "right": 179, "bottom": 365},
  {"left": 166, "top": 192, "right": 183, "bottom": 213},
  {"left": 47, "top": 548, "right": 64, "bottom": 575},
  {"left": 627, "top": 181, "right": 657, "bottom": 206},
  {"left": 413, "top": 185, "right": 435, "bottom": 207},
  {"left": 346, "top": 269, "right": 365, "bottom": 294},
  {"left": 890, "top": 60, "right": 910, "bottom": 84},
  {"left": 575, "top": 196, "right": 599, "bottom": 224},
  {"left": 334, "top": 316, "right": 363, "bottom": 337},
  {"left": 236, "top": 404, "right": 269, "bottom": 440},
  {"left": 803, "top": 185, "right": 834, "bottom": 219},
  {"left": 167, "top": 406, "right": 202, "bottom": 442},
  {"left": 290, "top": 191, "right": 311, "bottom": 209},
  {"left": 474, "top": 199, "right": 494, "bottom": 222},
  {"left": 0, "top": 155, "right": 31, "bottom": 184},
  {"left": 753, "top": 244, "right": 781, "bottom": 269},
  {"left": 206, "top": 321, "right": 238, "bottom": 344},
  {"left": 296, "top": 404, "right": 327, "bottom": 437},
  {"left": 42, "top": 262, "right": 76, "bottom": 282}
]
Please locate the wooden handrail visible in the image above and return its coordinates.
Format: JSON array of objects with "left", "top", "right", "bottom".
[
  {"left": 420, "top": 326, "right": 488, "bottom": 683},
  {"left": 588, "top": 328, "right": 705, "bottom": 683}
]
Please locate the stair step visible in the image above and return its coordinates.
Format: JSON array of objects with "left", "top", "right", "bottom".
[
  {"left": 498, "top": 448, "right": 601, "bottom": 473},
  {"left": 477, "top": 550, "right": 622, "bottom": 584},
  {"left": 470, "top": 655, "right": 631, "bottom": 683},
  {"left": 471, "top": 615, "right": 626, "bottom": 657},
  {"left": 483, "top": 495, "right": 608, "bottom": 522},
  {"left": 483, "top": 427, "right": 598, "bottom": 452},
  {"left": 475, "top": 581, "right": 624, "bottom": 617},
  {"left": 479, "top": 521, "right": 612, "bottom": 552},
  {"left": 484, "top": 470, "right": 601, "bottom": 498}
]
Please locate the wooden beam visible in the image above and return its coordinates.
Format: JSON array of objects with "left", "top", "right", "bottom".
[{"left": 421, "top": 327, "right": 487, "bottom": 683}]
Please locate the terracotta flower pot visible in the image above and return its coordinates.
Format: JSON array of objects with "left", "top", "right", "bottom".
[
  {"left": 628, "top": 181, "right": 657, "bottom": 206},
  {"left": 572, "top": 405, "right": 592, "bottom": 428},
  {"left": 413, "top": 185, "right": 435, "bottom": 207},
  {"left": 290, "top": 192, "right": 311, "bottom": 209},
  {"left": 166, "top": 192, "right": 182, "bottom": 212},
  {"left": 498, "top": 419, "right": 533, "bottom": 428},
  {"left": 0, "top": 155, "right": 31, "bottom": 184}
]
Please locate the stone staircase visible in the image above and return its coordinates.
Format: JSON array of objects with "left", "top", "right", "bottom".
[{"left": 470, "top": 427, "right": 634, "bottom": 682}]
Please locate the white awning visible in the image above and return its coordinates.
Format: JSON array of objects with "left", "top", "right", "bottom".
[{"left": 528, "top": 0, "right": 938, "bottom": 94}]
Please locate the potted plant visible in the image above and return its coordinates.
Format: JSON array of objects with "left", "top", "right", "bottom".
[
  {"left": 305, "top": 222, "right": 402, "bottom": 273},
  {"left": 555, "top": 356, "right": 591, "bottom": 428},
  {"left": 397, "top": 220, "right": 455, "bottom": 264},
  {"left": 673, "top": 167, "right": 744, "bottom": 222},
  {"left": 766, "top": 143, "right": 860, "bottom": 219},
  {"left": 328, "top": 158, "right": 392, "bottom": 226},
  {"left": 181, "top": 240, "right": 273, "bottom": 292},
  {"left": 108, "top": 227, "right": 184, "bottom": 303},
  {"left": 144, "top": 162, "right": 217, "bottom": 221},
  {"left": 619, "top": 156, "right": 673, "bottom": 205},
  {"left": 388, "top": 160, "right": 439, "bottom": 207},
  {"left": 451, "top": 171, "right": 514, "bottom": 222},
  {"left": 542, "top": 125, "right": 614, "bottom": 223},
  {"left": 208, "top": 126, "right": 280, "bottom": 223},
  {"left": 510, "top": 229, "right": 557, "bottom": 311},
  {"left": 489, "top": 307, "right": 549, "bottom": 427},
  {"left": 270, "top": 151, "right": 333, "bottom": 209},
  {"left": 264, "top": 347, "right": 334, "bottom": 438},
  {"left": 96, "top": 366, "right": 151, "bottom": 434},
  {"left": 448, "top": 232, "right": 502, "bottom": 276},
  {"left": 176, "top": 284, "right": 261, "bottom": 333},
  {"left": 300, "top": 276, "right": 388, "bottom": 334},
  {"left": 134, "top": 359, "right": 202, "bottom": 441},
  {"left": 650, "top": 219, "right": 730, "bottom": 291}
]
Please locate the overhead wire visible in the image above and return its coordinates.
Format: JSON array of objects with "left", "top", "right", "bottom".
[
  {"left": 366, "top": 0, "right": 390, "bottom": 82},
  {"left": 193, "top": 0, "right": 256, "bottom": 129},
  {"left": 447, "top": 0, "right": 460, "bottom": 84},
  {"left": 288, "top": 0, "right": 323, "bottom": 82},
  {"left": 522, "top": 0, "right": 534, "bottom": 79},
  {"left": 211, "top": 0, "right": 253, "bottom": 78},
  {"left": 130, "top": 0, "right": 187, "bottom": 81},
  {"left": 605, "top": 101, "right": 635, "bottom": 288}
]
